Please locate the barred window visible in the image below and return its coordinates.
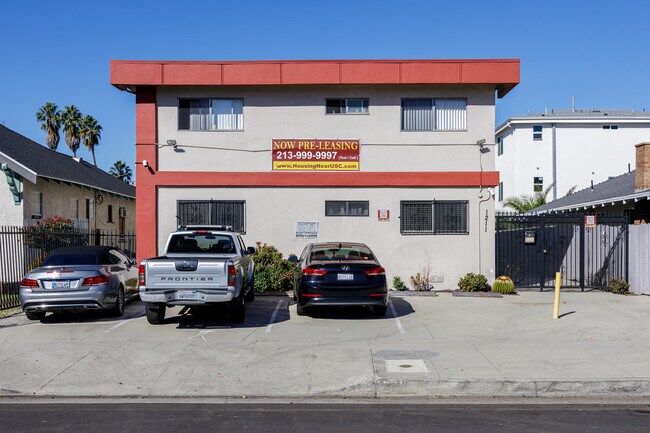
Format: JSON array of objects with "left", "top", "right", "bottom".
[
  {"left": 401, "top": 98, "right": 467, "bottom": 131},
  {"left": 325, "top": 201, "right": 369, "bottom": 216},
  {"left": 400, "top": 200, "right": 468, "bottom": 235},
  {"left": 177, "top": 200, "right": 246, "bottom": 233}
]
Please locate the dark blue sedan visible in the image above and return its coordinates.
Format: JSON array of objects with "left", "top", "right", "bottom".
[{"left": 290, "top": 242, "right": 388, "bottom": 317}]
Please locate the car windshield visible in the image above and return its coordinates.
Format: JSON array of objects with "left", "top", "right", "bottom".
[
  {"left": 309, "top": 245, "right": 375, "bottom": 261},
  {"left": 168, "top": 234, "right": 237, "bottom": 254},
  {"left": 42, "top": 254, "right": 100, "bottom": 266}
]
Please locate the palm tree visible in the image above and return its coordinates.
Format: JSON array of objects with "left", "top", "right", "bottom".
[
  {"left": 503, "top": 184, "right": 554, "bottom": 213},
  {"left": 61, "top": 105, "right": 83, "bottom": 157},
  {"left": 109, "top": 160, "right": 132, "bottom": 183},
  {"left": 80, "top": 115, "right": 102, "bottom": 166},
  {"left": 36, "top": 102, "right": 61, "bottom": 150}
]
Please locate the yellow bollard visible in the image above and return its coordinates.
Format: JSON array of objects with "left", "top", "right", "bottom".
[{"left": 553, "top": 272, "right": 561, "bottom": 319}]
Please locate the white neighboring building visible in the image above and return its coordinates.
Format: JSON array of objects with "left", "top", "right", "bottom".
[{"left": 495, "top": 110, "right": 650, "bottom": 209}]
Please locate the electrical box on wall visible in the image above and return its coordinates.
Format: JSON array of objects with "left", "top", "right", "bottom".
[{"left": 524, "top": 230, "right": 536, "bottom": 245}]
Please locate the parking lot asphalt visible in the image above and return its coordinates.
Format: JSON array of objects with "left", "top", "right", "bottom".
[{"left": 1, "top": 291, "right": 650, "bottom": 400}]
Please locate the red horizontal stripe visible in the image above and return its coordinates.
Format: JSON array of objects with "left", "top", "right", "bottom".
[
  {"left": 110, "top": 59, "right": 520, "bottom": 95},
  {"left": 143, "top": 171, "right": 499, "bottom": 188}
]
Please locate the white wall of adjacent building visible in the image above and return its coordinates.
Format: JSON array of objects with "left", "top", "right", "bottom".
[{"left": 496, "top": 118, "right": 650, "bottom": 209}]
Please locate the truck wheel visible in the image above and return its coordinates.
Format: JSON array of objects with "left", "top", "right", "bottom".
[
  {"left": 244, "top": 275, "right": 255, "bottom": 302},
  {"left": 229, "top": 294, "right": 246, "bottom": 324},
  {"left": 244, "top": 286, "right": 255, "bottom": 302},
  {"left": 25, "top": 311, "right": 46, "bottom": 321},
  {"left": 146, "top": 303, "right": 166, "bottom": 324},
  {"left": 109, "top": 286, "right": 125, "bottom": 317},
  {"left": 296, "top": 304, "right": 307, "bottom": 316}
]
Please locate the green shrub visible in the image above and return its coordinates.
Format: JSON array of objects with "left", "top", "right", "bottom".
[
  {"left": 458, "top": 272, "right": 488, "bottom": 292},
  {"left": 609, "top": 278, "right": 630, "bottom": 295},
  {"left": 392, "top": 276, "right": 406, "bottom": 291},
  {"left": 492, "top": 275, "right": 516, "bottom": 295},
  {"left": 253, "top": 242, "right": 296, "bottom": 293}
]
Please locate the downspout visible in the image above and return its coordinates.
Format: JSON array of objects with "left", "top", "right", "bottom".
[{"left": 552, "top": 123, "right": 557, "bottom": 200}]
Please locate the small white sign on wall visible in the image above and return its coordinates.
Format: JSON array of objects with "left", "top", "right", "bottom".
[
  {"left": 378, "top": 209, "right": 390, "bottom": 221},
  {"left": 296, "top": 221, "right": 319, "bottom": 238}
]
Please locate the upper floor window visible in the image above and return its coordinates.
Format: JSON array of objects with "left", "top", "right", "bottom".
[
  {"left": 603, "top": 125, "right": 619, "bottom": 130},
  {"left": 533, "top": 176, "right": 544, "bottom": 192},
  {"left": 178, "top": 98, "right": 243, "bottom": 131},
  {"left": 497, "top": 135, "right": 504, "bottom": 156},
  {"left": 326, "top": 99, "right": 369, "bottom": 114},
  {"left": 533, "top": 125, "right": 543, "bottom": 140},
  {"left": 401, "top": 98, "right": 467, "bottom": 131}
]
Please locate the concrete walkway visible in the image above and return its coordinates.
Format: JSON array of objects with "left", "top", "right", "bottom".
[{"left": 1, "top": 291, "right": 649, "bottom": 399}]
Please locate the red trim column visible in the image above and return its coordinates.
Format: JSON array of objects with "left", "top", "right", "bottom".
[{"left": 135, "top": 86, "right": 157, "bottom": 262}]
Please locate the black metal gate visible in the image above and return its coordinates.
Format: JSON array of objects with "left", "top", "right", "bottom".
[{"left": 495, "top": 213, "right": 628, "bottom": 290}]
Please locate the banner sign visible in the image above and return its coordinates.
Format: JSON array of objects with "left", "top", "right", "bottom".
[{"left": 272, "top": 139, "right": 359, "bottom": 171}]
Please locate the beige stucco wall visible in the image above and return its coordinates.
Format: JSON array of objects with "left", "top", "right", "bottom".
[
  {"left": 152, "top": 83, "right": 498, "bottom": 289},
  {"left": 22, "top": 179, "right": 135, "bottom": 233},
  {"left": 158, "top": 186, "right": 496, "bottom": 290},
  {"left": 0, "top": 176, "right": 24, "bottom": 226},
  {"left": 156, "top": 84, "right": 496, "bottom": 172}
]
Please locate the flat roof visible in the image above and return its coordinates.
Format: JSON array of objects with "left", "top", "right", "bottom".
[{"left": 110, "top": 59, "right": 520, "bottom": 98}]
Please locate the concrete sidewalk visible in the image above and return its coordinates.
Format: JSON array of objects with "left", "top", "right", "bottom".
[{"left": 1, "top": 291, "right": 649, "bottom": 399}]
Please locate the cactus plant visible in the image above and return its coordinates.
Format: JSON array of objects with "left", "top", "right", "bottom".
[{"left": 492, "top": 275, "right": 516, "bottom": 294}]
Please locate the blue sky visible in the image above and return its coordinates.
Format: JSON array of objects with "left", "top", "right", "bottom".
[{"left": 0, "top": 0, "right": 648, "bottom": 173}]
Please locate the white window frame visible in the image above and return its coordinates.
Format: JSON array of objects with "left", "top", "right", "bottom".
[
  {"left": 401, "top": 98, "right": 467, "bottom": 131},
  {"left": 325, "top": 99, "right": 369, "bottom": 115},
  {"left": 533, "top": 125, "right": 543, "bottom": 140},
  {"left": 178, "top": 98, "right": 244, "bottom": 131}
]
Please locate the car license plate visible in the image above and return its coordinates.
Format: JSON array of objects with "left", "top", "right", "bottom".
[
  {"left": 177, "top": 291, "right": 197, "bottom": 300},
  {"left": 52, "top": 280, "right": 70, "bottom": 289},
  {"left": 337, "top": 273, "right": 354, "bottom": 281}
]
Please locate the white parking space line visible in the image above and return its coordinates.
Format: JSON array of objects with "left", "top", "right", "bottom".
[
  {"left": 265, "top": 300, "right": 284, "bottom": 333},
  {"left": 104, "top": 312, "right": 145, "bottom": 333},
  {"left": 389, "top": 300, "right": 405, "bottom": 334}
]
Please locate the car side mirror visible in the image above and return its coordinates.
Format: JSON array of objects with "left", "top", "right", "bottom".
[
  {"left": 246, "top": 246, "right": 256, "bottom": 255},
  {"left": 288, "top": 256, "right": 298, "bottom": 263}
]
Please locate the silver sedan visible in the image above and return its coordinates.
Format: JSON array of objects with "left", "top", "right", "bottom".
[{"left": 19, "top": 246, "right": 139, "bottom": 320}]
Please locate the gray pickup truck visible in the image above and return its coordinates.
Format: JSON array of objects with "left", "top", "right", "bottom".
[{"left": 138, "top": 226, "right": 255, "bottom": 324}]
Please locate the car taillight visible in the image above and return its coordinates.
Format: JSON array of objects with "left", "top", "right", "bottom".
[
  {"left": 302, "top": 267, "right": 327, "bottom": 276},
  {"left": 301, "top": 293, "right": 323, "bottom": 298},
  {"left": 138, "top": 265, "right": 145, "bottom": 287},
  {"left": 363, "top": 267, "right": 385, "bottom": 276},
  {"left": 82, "top": 275, "right": 110, "bottom": 286},
  {"left": 228, "top": 263, "right": 236, "bottom": 286},
  {"left": 21, "top": 278, "right": 39, "bottom": 288}
]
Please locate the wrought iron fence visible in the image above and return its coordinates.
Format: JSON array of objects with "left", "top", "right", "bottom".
[
  {"left": 495, "top": 213, "right": 628, "bottom": 291},
  {"left": 0, "top": 225, "right": 135, "bottom": 310}
]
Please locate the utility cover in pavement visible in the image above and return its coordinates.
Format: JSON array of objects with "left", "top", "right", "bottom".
[{"left": 385, "top": 359, "right": 429, "bottom": 373}]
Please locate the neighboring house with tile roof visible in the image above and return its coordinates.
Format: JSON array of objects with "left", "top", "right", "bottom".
[
  {"left": 495, "top": 109, "right": 650, "bottom": 210},
  {"left": 0, "top": 125, "right": 135, "bottom": 233},
  {"left": 531, "top": 142, "right": 650, "bottom": 224}
]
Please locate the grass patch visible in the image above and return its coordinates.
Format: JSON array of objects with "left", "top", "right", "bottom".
[{"left": 0, "top": 306, "right": 22, "bottom": 319}]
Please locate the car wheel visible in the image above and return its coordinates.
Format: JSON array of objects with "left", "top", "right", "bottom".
[
  {"left": 372, "top": 305, "right": 388, "bottom": 317},
  {"left": 145, "top": 303, "right": 166, "bottom": 324},
  {"left": 296, "top": 304, "right": 307, "bottom": 316},
  {"left": 25, "top": 311, "right": 46, "bottom": 321},
  {"left": 110, "top": 286, "right": 125, "bottom": 317},
  {"left": 229, "top": 293, "right": 246, "bottom": 324}
]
